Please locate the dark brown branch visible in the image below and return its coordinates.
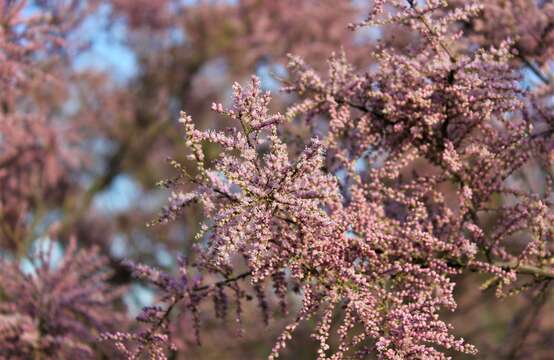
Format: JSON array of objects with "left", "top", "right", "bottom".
[
  {"left": 518, "top": 53, "right": 551, "bottom": 85},
  {"left": 135, "top": 270, "right": 253, "bottom": 358},
  {"left": 192, "top": 271, "right": 252, "bottom": 292}
]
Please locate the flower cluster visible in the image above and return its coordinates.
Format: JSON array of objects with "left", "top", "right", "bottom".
[
  {"left": 0, "top": 0, "right": 95, "bottom": 250},
  {"left": 105, "top": 1, "right": 554, "bottom": 359},
  {"left": 452, "top": 0, "right": 554, "bottom": 66},
  {"left": 0, "top": 238, "right": 125, "bottom": 359}
]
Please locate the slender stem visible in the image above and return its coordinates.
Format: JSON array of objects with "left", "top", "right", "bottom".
[
  {"left": 134, "top": 270, "right": 252, "bottom": 358},
  {"left": 505, "top": 284, "right": 550, "bottom": 359},
  {"left": 493, "top": 262, "right": 554, "bottom": 280},
  {"left": 518, "top": 53, "right": 551, "bottom": 85},
  {"left": 192, "top": 271, "right": 252, "bottom": 292},
  {"left": 406, "top": 0, "right": 457, "bottom": 63}
]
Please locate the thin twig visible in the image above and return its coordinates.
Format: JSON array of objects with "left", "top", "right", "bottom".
[{"left": 518, "top": 53, "right": 551, "bottom": 85}]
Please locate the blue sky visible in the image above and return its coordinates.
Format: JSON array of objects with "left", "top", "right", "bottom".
[{"left": 73, "top": 3, "right": 138, "bottom": 82}]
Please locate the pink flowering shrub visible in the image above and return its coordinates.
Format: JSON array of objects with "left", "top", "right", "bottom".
[
  {"left": 452, "top": 0, "right": 554, "bottom": 66},
  {"left": 0, "top": 2, "right": 125, "bottom": 357},
  {"left": 0, "top": 238, "right": 125, "bottom": 359},
  {"left": 0, "top": 0, "right": 95, "bottom": 249},
  {"left": 1, "top": 0, "right": 554, "bottom": 359},
  {"left": 103, "top": 2, "right": 554, "bottom": 358}
]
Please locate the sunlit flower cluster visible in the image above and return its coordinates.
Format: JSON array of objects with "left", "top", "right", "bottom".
[{"left": 100, "top": 1, "right": 554, "bottom": 359}]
